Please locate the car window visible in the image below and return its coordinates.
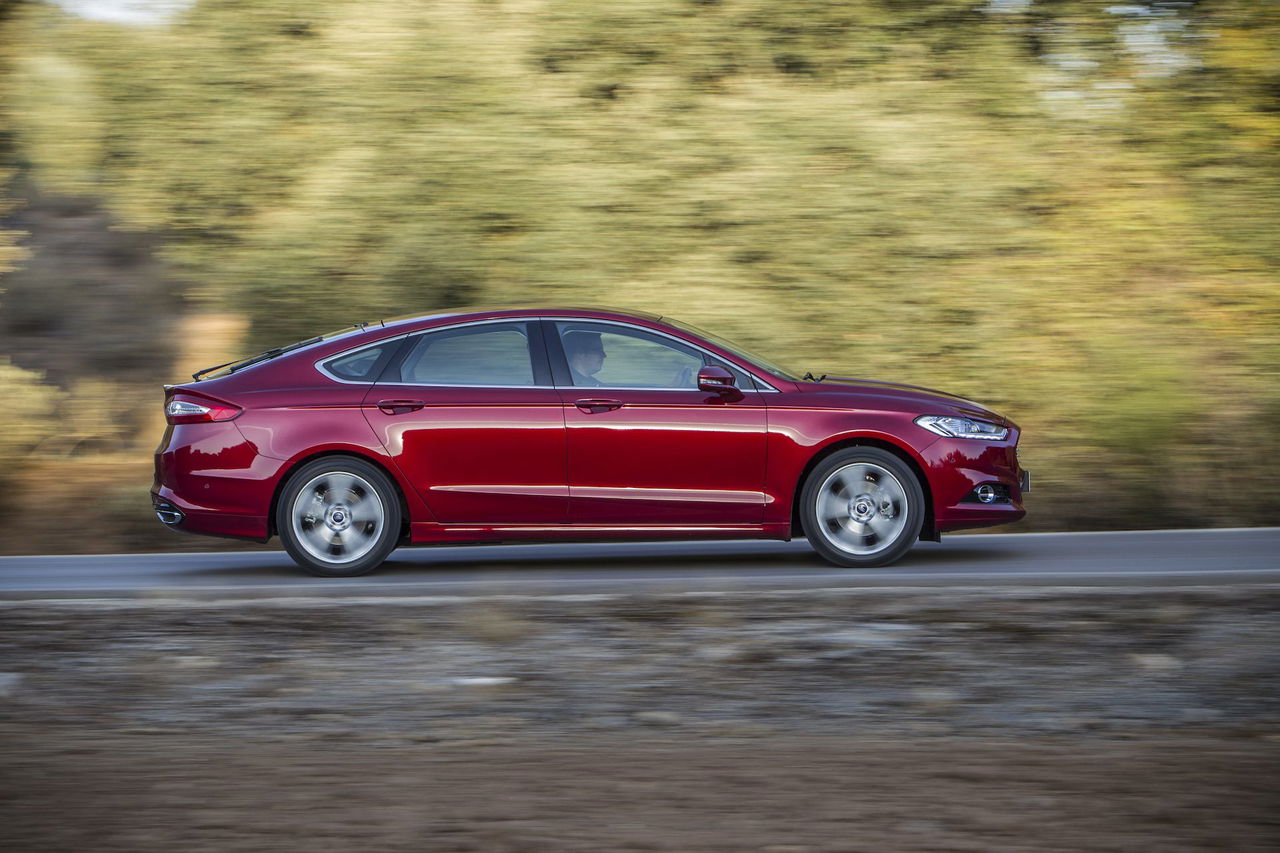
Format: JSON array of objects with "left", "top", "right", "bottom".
[
  {"left": 555, "top": 322, "right": 704, "bottom": 389},
  {"left": 397, "top": 323, "right": 536, "bottom": 386},
  {"left": 320, "top": 343, "right": 393, "bottom": 382}
]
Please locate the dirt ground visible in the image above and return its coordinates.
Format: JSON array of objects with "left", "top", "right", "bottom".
[
  {"left": 2, "top": 587, "right": 1278, "bottom": 851},
  {"left": 2, "top": 730, "right": 1277, "bottom": 852}
]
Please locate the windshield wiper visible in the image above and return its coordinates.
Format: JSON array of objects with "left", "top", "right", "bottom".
[
  {"left": 190, "top": 322, "right": 378, "bottom": 381},
  {"left": 803, "top": 371, "right": 827, "bottom": 382},
  {"left": 191, "top": 336, "right": 324, "bottom": 381},
  {"left": 191, "top": 358, "right": 240, "bottom": 381},
  {"left": 226, "top": 337, "right": 323, "bottom": 375}
]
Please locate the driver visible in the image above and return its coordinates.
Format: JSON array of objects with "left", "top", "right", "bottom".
[{"left": 563, "top": 330, "right": 606, "bottom": 386}]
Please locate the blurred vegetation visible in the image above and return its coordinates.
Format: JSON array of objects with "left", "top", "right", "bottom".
[{"left": 0, "top": 0, "right": 1277, "bottom": 548}]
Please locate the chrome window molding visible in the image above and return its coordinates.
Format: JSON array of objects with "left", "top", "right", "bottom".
[
  {"left": 315, "top": 315, "right": 784, "bottom": 392},
  {"left": 314, "top": 333, "right": 411, "bottom": 385},
  {"left": 384, "top": 382, "right": 556, "bottom": 390},
  {"left": 543, "top": 316, "right": 781, "bottom": 393},
  {"left": 394, "top": 319, "right": 543, "bottom": 388}
]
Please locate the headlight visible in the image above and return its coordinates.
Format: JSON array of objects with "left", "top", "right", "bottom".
[{"left": 915, "top": 415, "right": 1008, "bottom": 441}]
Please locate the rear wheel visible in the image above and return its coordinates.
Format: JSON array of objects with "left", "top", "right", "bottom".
[
  {"left": 800, "top": 447, "right": 924, "bottom": 568},
  {"left": 276, "top": 456, "right": 401, "bottom": 577}
]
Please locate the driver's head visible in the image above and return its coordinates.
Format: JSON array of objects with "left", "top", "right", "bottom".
[{"left": 563, "top": 330, "right": 606, "bottom": 377}]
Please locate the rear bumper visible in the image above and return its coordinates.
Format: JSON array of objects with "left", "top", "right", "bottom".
[
  {"left": 152, "top": 421, "right": 277, "bottom": 542},
  {"left": 150, "top": 488, "right": 270, "bottom": 541}
]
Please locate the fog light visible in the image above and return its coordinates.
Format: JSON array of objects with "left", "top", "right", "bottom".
[{"left": 975, "top": 484, "right": 998, "bottom": 504}]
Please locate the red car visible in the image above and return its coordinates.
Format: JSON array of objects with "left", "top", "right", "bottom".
[{"left": 153, "top": 308, "right": 1027, "bottom": 576}]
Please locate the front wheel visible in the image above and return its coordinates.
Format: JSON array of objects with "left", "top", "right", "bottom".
[
  {"left": 800, "top": 447, "right": 925, "bottom": 568},
  {"left": 276, "top": 456, "right": 402, "bottom": 577}
]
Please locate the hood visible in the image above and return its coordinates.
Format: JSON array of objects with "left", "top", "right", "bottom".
[{"left": 797, "top": 376, "right": 1011, "bottom": 426}]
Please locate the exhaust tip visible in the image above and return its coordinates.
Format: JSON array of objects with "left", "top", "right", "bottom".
[{"left": 153, "top": 498, "right": 185, "bottom": 526}]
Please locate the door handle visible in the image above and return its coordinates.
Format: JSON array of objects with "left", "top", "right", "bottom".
[
  {"left": 376, "top": 399, "right": 426, "bottom": 414},
  {"left": 574, "top": 398, "right": 623, "bottom": 414}
]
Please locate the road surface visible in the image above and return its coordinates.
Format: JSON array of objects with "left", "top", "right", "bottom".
[{"left": 0, "top": 527, "right": 1276, "bottom": 600}]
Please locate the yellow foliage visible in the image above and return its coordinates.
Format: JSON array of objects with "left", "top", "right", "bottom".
[{"left": 0, "top": 359, "right": 56, "bottom": 475}]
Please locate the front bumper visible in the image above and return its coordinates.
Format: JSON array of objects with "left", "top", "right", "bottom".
[{"left": 921, "top": 434, "right": 1028, "bottom": 534}]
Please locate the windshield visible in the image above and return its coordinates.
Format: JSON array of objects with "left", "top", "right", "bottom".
[{"left": 662, "top": 316, "right": 803, "bottom": 382}]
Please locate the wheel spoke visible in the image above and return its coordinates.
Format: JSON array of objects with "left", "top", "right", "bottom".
[
  {"left": 291, "top": 470, "right": 385, "bottom": 565},
  {"left": 874, "top": 476, "right": 905, "bottom": 504},
  {"left": 347, "top": 494, "right": 382, "bottom": 526},
  {"left": 305, "top": 522, "right": 335, "bottom": 552},
  {"left": 866, "top": 512, "right": 894, "bottom": 539},
  {"left": 817, "top": 488, "right": 846, "bottom": 526},
  {"left": 847, "top": 464, "right": 871, "bottom": 489},
  {"left": 325, "top": 473, "right": 357, "bottom": 499},
  {"left": 341, "top": 525, "right": 372, "bottom": 549},
  {"left": 814, "top": 462, "right": 911, "bottom": 556}
]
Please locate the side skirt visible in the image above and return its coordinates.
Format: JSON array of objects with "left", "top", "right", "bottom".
[{"left": 409, "top": 522, "right": 792, "bottom": 546}]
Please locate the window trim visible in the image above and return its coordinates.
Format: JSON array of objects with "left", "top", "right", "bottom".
[
  {"left": 381, "top": 318, "right": 551, "bottom": 389},
  {"left": 542, "top": 317, "right": 779, "bottom": 393},
  {"left": 315, "top": 316, "right": 779, "bottom": 391},
  {"left": 315, "top": 334, "right": 411, "bottom": 385}
]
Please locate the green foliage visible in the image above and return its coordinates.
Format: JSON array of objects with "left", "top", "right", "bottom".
[
  {"left": 3, "top": 0, "right": 1278, "bottom": 529},
  {"left": 0, "top": 358, "right": 56, "bottom": 475}
]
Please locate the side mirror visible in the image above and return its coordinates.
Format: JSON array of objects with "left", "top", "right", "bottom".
[{"left": 697, "top": 365, "right": 742, "bottom": 400}]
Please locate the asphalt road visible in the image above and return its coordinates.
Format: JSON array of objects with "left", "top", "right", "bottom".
[{"left": 0, "top": 527, "right": 1276, "bottom": 600}]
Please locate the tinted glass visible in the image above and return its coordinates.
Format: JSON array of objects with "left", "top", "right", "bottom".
[
  {"left": 322, "top": 343, "right": 391, "bottom": 381},
  {"left": 397, "top": 323, "right": 536, "bottom": 386},
  {"left": 556, "top": 322, "right": 704, "bottom": 389}
]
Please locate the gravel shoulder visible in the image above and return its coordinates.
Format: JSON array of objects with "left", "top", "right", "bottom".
[{"left": 2, "top": 586, "right": 1278, "bottom": 850}]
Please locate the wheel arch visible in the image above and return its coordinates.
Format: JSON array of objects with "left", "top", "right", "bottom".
[
  {"left": 789, "top": 436, "right": 937, "bottom": 542},
  {"left": 268, "top": 450, "right": 412, "bottom": 543}
]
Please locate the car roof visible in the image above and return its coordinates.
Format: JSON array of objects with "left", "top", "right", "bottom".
[{"left": 378, "top": 306, "right": 667, "bottom": 334}]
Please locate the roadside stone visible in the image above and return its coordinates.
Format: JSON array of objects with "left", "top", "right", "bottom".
[
  {"left": 170, "top": 655, "right": 219, "bottom": 669},
  {"left": 0, "top": 672, "right": 22, "bottom": 697},
  {"left": 1130, "top": 653, "right": 1183, "bottom": 672},
  {"left": 696, "top": 643, "right": 772, "bottom": 664},
  {"left": 702, "top": 722, "right": 773, "bottom": 737},
  {"left": 695, "top": 644, "right": 741, "bottom": 662},
  {"left": 449, "top": 676, "right": 516, "bottom": 687},
  {"left": 911, "top": 687, "right": 961, "bottom": 708},
  {"left": 436, "top": 738, "right": 517, "bottom": 748},
  {"left": 824, "top": 628, "right": 908, "bottom": 647},
  {"left": 0, "top": 587, "right": 1276, "bottom": 740},
  {"left": 1181, "top": 708, "right": 1224, "bottom": 723}
]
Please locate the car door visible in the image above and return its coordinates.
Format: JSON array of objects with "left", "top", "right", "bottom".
[
  {"left": 546, "top": 319, "right": 768, "bottom": 525},
  {"left": 363, "top": 320, "right": 567, "bottom": 524}
]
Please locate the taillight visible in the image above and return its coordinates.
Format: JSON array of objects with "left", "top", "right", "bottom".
[{"left": 165, "top": 395, "right": 242, "bottom": 424}]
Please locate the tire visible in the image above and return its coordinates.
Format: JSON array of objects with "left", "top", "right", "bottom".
[
  {"left": 800, "top": 447, "right": 925, "bottom": 568},
  {"left": 276, "top": 456, "right": 402, "bottom": 577}
]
